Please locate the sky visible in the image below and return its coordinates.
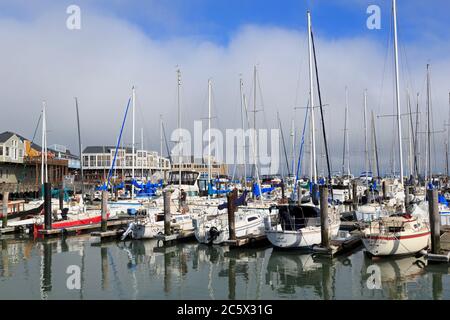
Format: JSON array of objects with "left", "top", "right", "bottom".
[{"left": 1, "top": 0, "right": 450, "bottom": 176}]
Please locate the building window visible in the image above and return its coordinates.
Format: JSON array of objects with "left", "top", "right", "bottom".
[
  {"left": 18, "top": 149, "right": 23, "bottom": 158},
  {"left": 5, "top": 147, "right": 9, "bottom": 157},
  {"left": 0, "top": 146, "right": 3, "bottom": 156}
]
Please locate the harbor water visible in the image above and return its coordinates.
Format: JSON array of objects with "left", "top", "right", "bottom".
[{"left": 0, "top": 236, "right": 449, "bottom": 300}]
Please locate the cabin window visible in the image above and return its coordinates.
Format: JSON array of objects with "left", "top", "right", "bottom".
[{"left": 248, "top": 217, "right": 258, "bottom": 222}]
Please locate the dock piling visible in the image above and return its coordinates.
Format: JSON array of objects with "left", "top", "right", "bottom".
[
  {"left": 59, "top": 189, "right": 64, "bottom": 211},
  {"left": 101, "top": 191, "right": 108, "bottom": 232},
  {"left": 2, "top": 192, "right": 9, "bottom": 228},
  {"left": 352, "top": 180, "right": 358, "bottom": 211},
  {"left": 320, "top": 185, "right": 330, "bottom": 249},
  {"left": 164, "top": 191, "right": 172, "bottom": 236},
  {"left": 405, "top": 185, "right": 410, "bottom": 214},
  {"left": 427, "top": 188, "right": 441, "bottom": 254},
  {"left": 227, "top": 189, "right": 237, "bottom": 241},
  {"left": 44, "top": 183, "right": 52, "bottom": 231}
]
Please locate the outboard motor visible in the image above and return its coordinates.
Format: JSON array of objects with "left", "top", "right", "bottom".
[
  {"left": 61, "top": 208, "right": 69, "bottom": 220},
  {"left": 121, "top": 222, "right": 136, "bottom": 241},
  {"left": 208, "top": 227, "right": 221, "bottom": 244}
]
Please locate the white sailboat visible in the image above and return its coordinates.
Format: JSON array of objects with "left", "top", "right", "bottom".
[
  {"left": 361, "top": 0, "right": 430, "bottom": 257},
  {"left": 265, "top": 11, "right": 341, "bottom": 249}
]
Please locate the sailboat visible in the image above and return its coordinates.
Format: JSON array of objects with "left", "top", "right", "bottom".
[
  {"left": 361, "top": 0, "right": 430, "bottom": 257},
  {"left": 265, "top": 10, "right": 341, "bottom": 249}
]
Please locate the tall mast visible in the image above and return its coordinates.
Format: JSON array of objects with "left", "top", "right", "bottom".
[
  {"left": 131, "top": 86, "right": 136, "bottom": 199},
  {"left": 253, "top": 66, "right": 258, "bottom": 178},
  {"left": 208, "top": 79, "right": 212, "bottom": 199},
  {"left": 41, "top": 101, "right": 48, "bottom": 186},
  {"left": 239, "top": 77, "right": 247, "bottom": 185},
  {"left": 415, "top": 93, "right": 420, "bottom": 179},
  {"left": 393, "top": 0, "right": 404, "bottom": 186},
  {"left": 371, "top": 110, "right": 380, "bottom": 179},
  {"left": 364, "top": 90, "right": 369, "bottom": 182},
  {"left": 160, "top": 114, "right": 163, "bottom": 172},
  {"left": 447, "top": 92, "right": 450, "bottom": 176},
  {"left": 177, "top": 69, "right": 182, "bottom": 190},
  {"left": 426, "top": 64, "right": 432, "bottom": 182},
  {"left": 141, "top": 128, "right": 144, "bottom": 180},
  {"left": 307, "top": 11, "right": 317, "bottom": 183},
  {"left": 290, "top": 119, "right": 295, "bottom": 176},
  {"left": 407, "top": 92, "right": 414, "bottom": 178},
  {"left": 342, "top": 87, "right": 350, "bottom": 176},
  {"left": 75, "top": 98, "right": 84, "bottom": 197}
]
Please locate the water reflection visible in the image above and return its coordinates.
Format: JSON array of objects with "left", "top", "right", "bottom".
[{"left": 0, "top": 236, "right": 448, "bottom": 300}]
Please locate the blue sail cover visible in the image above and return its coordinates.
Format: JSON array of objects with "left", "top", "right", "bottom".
[
  {"left": 252, "top": 183, "right": 275, "bottom": 197},
  {"left": 218, "top": 190, "right": 248, "bottom": 210},
  {"left": 208, "top": 183, "right": 231, "bottom": 195},
  {"left": 95, "top": 183, "right": 108, "bottom": 191},
  {"left": 438, "top": 194, "right": 448, "bottom": 206}
]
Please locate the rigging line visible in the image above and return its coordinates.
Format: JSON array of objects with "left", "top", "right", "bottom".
[
  {"left": 162, "top": 121, "right": 173, "bottom": 165},
  {"left": 107, "top": 98, "right": 132, "bottom": 188},
  {"left": 31, "top": 113, "right": 42, "bottom": 146},
  {"left": 311, "top": 31, "right": 333, "bottom": 195},
  {"left": 277, "top": 111, "right": 291, "bottom": 177}
]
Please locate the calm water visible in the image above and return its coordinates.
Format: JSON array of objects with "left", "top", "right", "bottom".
[{"left": 0, "top": 235, "right": 449, "bottom": 300}]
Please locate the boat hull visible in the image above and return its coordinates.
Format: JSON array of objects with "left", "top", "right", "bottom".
[
  {"left": 266, "top": 223, "right": 340, "bottom": 249},
  {"left": 362, "top": 232, "right": 430, "bottom": 256}
]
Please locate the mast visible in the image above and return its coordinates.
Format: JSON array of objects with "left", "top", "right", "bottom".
[
  {"left": 426, "top": 64, "right": 431, "bottom": 182},
  {"left": 160, "top": 114, "right": 163, "bottom": 172},
  {"left": 141, "top": 128, "right": 144, "bottom": 180},
  {"left": 290, "top": 119, "right": 295, "bottom": 176},
  {"left": 447, "top": 92, "right": 450, "bottom": 176},
  {"left": 342, "top": 87, "right": 350, "bottom": 176},
  {"left": 253, "top": 66, "right": 258, "bottom": 179},
  {"left": 307, "top": 11, "right": 317, "bottom": 183},
  {"left": 131, "top": 86, "right": 136, "bottom": 199},
  {"left": 41, "top": 101, "right": 48, "bottom": 187},
  {"left": 75, "top": 98, "right": 84, "bottom": 197},
  {"left": 364, "top": 90, "right": 369, "bottom": 182},
  {"left": 393, "top": 0, "right": 404, "bottom": 186},
  {"left": 239, "top": 77, "right": 247, "bottom": 186},
  {"left": 208, "top": 79, "right": 212, "bottom": 199},
  {"left": 371, "top": 110, "right": 380, "bottom": 178},
  {"left": 415, "top": 93, "right": 420, "bottom": 180},
  {"left": 177, "top": 69, "right": 182, "bottom": 190}
]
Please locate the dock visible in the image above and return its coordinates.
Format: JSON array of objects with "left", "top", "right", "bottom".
[
  {"left": 312, "top": 230, "right": 362, "bottom": 258},
  {"left": 223, "top": 234, "right": 268, "bottom": 248},
  {"left": 38, "top": 218, "right": 133, "bottom": 238},
  {"left": 154, "top": 231, "right": 195, "bottom": 246}
]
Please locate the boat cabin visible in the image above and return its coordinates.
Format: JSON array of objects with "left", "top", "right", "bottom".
[{"left": 276, "top": 205, "right": 321, "bottom": 231}]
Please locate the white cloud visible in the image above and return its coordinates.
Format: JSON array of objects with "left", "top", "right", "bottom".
[{"left": 0, "top": 7, "right": 449, "bottom": 176}]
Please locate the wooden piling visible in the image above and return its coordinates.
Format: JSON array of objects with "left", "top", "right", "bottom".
[
  {"left": 427, "top": 188, "right": 441, "bottom": 254},
  {"left": 101, "top": 191, "right": 108, "bottom": 232},
  {"left": 44, "top": 183, "right": 52, "bottom": 230},
  {"left": 227, "top": 189, "right": 237, "bottom": 241},
  {"left": 405, "top": 186, "right": 410, "bottom": 214},
  {"left": 2, "top": 192, "right": 9, "bottom": 228},
  {"left": 59, "top": 189, "right": 64, "bottom": 211},
  {"left": 320, "top": 185, "right": 330, "bottom": 249},
  {"left": 352, "top": 180, "right": 358, "bottom": 211},
  {"left": 164, "top": 191, "right": 172, "bottom": 236}
]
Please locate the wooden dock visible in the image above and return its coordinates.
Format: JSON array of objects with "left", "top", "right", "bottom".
[
  {"left": 154, "top": 231, "right": 195, "bottom": 246},
  {"left": 426, "top": 230, "right": 450, "bottom": 264},
  {"left": 38, "top": 218, "right": 133, "bottom": 238},
  {"left": 312, "top": 231, "right": 362, "bottom": 258},
  {"left": 223, "top": 234, "right": 268, "bottom": 248}
]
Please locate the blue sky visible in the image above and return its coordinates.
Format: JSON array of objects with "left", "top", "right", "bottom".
[
  {"left": 1, "top": 0, "right": 450, "bottom": 174},
  {"left": 86, "top": 0, "right": 450, "bottom": 45}
]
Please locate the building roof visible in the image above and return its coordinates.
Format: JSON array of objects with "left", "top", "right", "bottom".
[
  {"left": 0, "top": 131, "right": 76, "bottom": 158},
  {"left": 83, "top": 146, "right": 133, "bottom": 154},
  {"left": 0, "top": 131, "right": 42, "bottom": 151}
]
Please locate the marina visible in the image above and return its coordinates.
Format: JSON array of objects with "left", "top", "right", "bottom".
[{"left": 0, "top": 0, "right": 450, "bottom": 303}]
